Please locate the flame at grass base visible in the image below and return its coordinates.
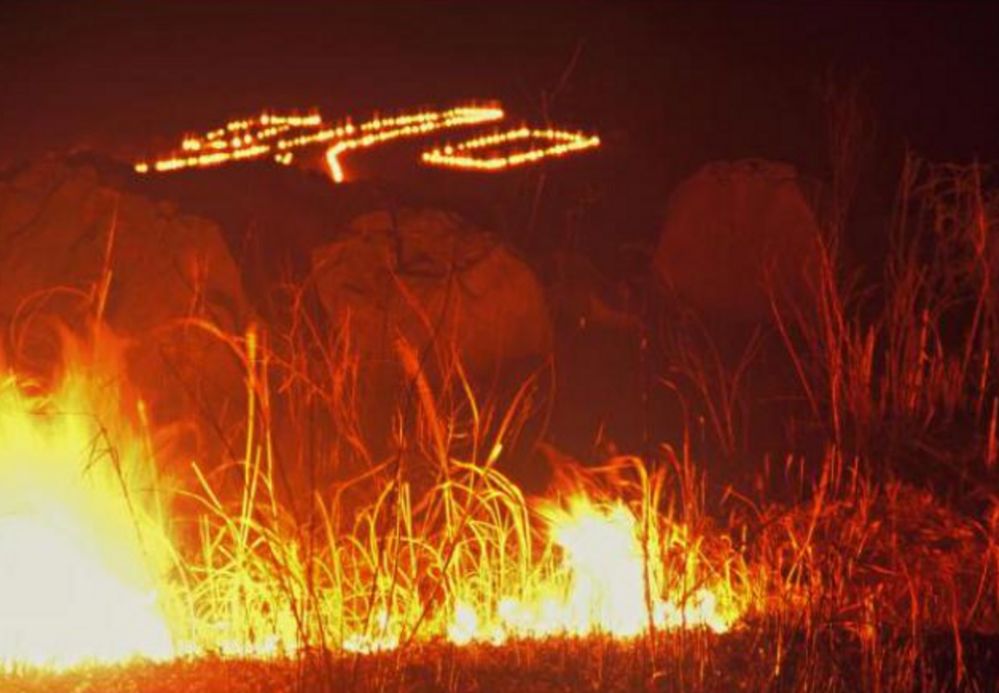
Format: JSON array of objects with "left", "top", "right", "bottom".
[
  {"left": 0, "top": 333, "right": 740, "bottom": 666},
  {"left": 0, "top": 368, "right": 176, "bottom": 670},
  {"left": 448, "top": 496, "right": 734, "bottom": 646},
  {"left": 0, "top": 519, "right": 173, "bottom": 669}
]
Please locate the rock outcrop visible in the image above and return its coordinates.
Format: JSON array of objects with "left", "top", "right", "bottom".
[
  {"left": 654, "top": 159, "right": 822, "bottom": 323},
  {"left": 312, "top": 208, "right": 552, "bottom": 378}
]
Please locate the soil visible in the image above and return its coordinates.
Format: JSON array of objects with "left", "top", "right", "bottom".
[{"left": 4, "top": 628, "right": 997, "bottom": 693}]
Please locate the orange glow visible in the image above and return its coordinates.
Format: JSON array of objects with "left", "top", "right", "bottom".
[
  {"left": 422, "top": 127, "right": 600, "bottom": 171},
  {"left": 324, "top": 105, "right": 504, "bottom": 182},
  {"left": 0, "top": 364, "right": 176, "bottom": 670},
  {"left": 133, "top": 103, "right": 599, "bottom": 181},
  {"left": 133, "top": 105, "right": 501, "bottom": 177},
  {"left": 0, "top": 342, "right": 740, "bottom": 669},
  {"left": 438, "top": 494, "right": 736, "bottom": 645}
]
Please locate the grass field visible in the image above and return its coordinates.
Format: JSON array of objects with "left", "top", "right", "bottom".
[{"left": 1, "top": 153, "right": 998, "bottom": 691}]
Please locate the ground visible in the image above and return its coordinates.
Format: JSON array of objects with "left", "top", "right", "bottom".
[{"left": 5, "top": 628, "right": 998, "bottom": 692}]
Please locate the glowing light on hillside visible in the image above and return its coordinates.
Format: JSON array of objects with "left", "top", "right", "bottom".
[
  {"left": 132, "top": 109, "right": 347, "bottom": 173},
  {"left": 0, "top": 367, "right": 176, "bottom": 670},
  {"left": 133, "top": 105, "right": 502, "bottom": 177},
  {"left": 132, "top": 102, "right": 598, "bottom": 180},
  {"left": 422, "top": 127, "right": 600, "bottom": 172},
  {"left": 324, "top": 105, "right": 504, "bottom": 182}
]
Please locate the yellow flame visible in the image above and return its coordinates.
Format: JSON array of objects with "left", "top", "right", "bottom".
[
  {"left": 0, "top": 368, "right": 175, "bottom": 670},
  {"left": 546, "top": 499, "right": 653, "bottom": 637},
  {"left": 0, "top": 335, "right": 737, "bottom": 669},
  {"left": 442, "top": 495, "right": 735, "bottom": 644}
]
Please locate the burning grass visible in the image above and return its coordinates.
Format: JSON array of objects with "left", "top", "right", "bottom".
[
  {"left": 0, "top": 326, "right": 746, "bottom": 672},
  {"left": 0, "top": 341, "right": 176, "bottom": 670},
  {"left": 2, "top": 321, "right": 996, "bottom": 690},
  {"left": 1, "top": 158, "right": 999, "bottom": 690}
]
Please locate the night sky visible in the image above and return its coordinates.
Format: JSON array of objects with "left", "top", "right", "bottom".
[{"left": 2, "top": 1, "right": 997, "bottom": 172}]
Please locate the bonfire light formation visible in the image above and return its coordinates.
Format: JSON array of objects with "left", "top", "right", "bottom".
[
  {"left": 421, "top": 127, "right": 602, "bottom": 172},
  {"left": 132, "top": 103, "right": 600, "bottom": 183}
]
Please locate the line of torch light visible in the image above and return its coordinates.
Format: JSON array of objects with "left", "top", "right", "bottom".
[
  {"left": 421, "top": 127, "right": 600, "bottom": 172},
  {"left": 133, "top": 103, "right": 599, "bottom": 180}
]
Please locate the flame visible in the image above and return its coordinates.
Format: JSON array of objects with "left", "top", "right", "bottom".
[
  {"left": 545, "top": 498, "right": 655, "bottom": 637},
  {"left": 0, "top": 366, "right": 176, "bottom": 670},
  {"left": 132, "top": 102, "right": 598, "bottom": 181},
  {"left": 422, "top": 127, "right": 601, "bottom": 172},
  {"left": 324, "top": 105, "right": 504, "bottom": 182},
  {"left": 0, "top": 519, "right": 172, "bottom": 669},
  {"left": 439, "top": 495, "right": 735, "bottom": 645},
  {"left": 0, "top": 336, "right": 737, "bottom": 670}
]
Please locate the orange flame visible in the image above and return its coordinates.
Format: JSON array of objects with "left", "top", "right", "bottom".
[
  {"left": 0, "top": 367, "right": 176, "bottom": 670},
  {"left": 0, "top": 336, "right": 738, "bottom": 669}
]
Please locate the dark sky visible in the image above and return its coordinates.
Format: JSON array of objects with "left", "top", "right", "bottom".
[{"left": 1, "top": 1, "right": 997, "bottom": 182}]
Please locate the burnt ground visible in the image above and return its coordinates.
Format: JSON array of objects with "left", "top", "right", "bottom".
[{"left": 4, "top": 628, "right": 998, "bottom": 693}]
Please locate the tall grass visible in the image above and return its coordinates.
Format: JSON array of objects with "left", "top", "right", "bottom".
[
  {"left": 4, "top": 148, "right": 998, "bottom": 691},
  {"left": 166, "top": 313, "right": 745, "bottom": 658},
  {"left": 767, "top": 157, "right": 998, "bottom": 476},
  {"left": 117, "top": 153, "right": 999, "bottom": 690}
]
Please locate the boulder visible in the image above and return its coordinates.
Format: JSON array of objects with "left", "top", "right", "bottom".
[
  {"left": 311, "top": 209, "right": 552, "bottom": 454},
  {"left": 312, "top": 208, "right": 552, "bottom": 379},
  {"left": 654, "top": 159, "right": 822, "bottom": 323}
]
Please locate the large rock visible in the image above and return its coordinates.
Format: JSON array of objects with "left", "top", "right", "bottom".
[
  {"left": 311, "top": 209, "right": 552, "bottom": 454},
  {"left": 124, "top": 160, "right": 389, "bottom": 323},
  {"left": 0, "top": 160, "right": 251, "bottom": 478},
  {"left": 654, "top": 160, "right": 822, "bottom": 323},
  {"left": 313, "top": 208, "right": 552, "bottom": 378}
]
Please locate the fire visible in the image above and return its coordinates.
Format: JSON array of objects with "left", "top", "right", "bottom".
[
  {"left": 0, "top": 520, "right": 172, "bottom": 669},
  {"left": 324, "top": 105, "right": 504, "bottom": 182},
  {"left": 0, "top": 366, "right": 176, "bottom": 670},
  {"left": 132, "top": 102, "right": 598, "bottom": 181},
  {"left": 0, "top": 336, "right": 738, "bottom": 671},
  {"left": 422, "top": 127, "right": 601, "bottom": 172},
  {"left": 440, "top": 494, "right": 735, "bottom": 645},
  {"left": 545, "top": 498, "right": 655, "bottom": 637}
]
